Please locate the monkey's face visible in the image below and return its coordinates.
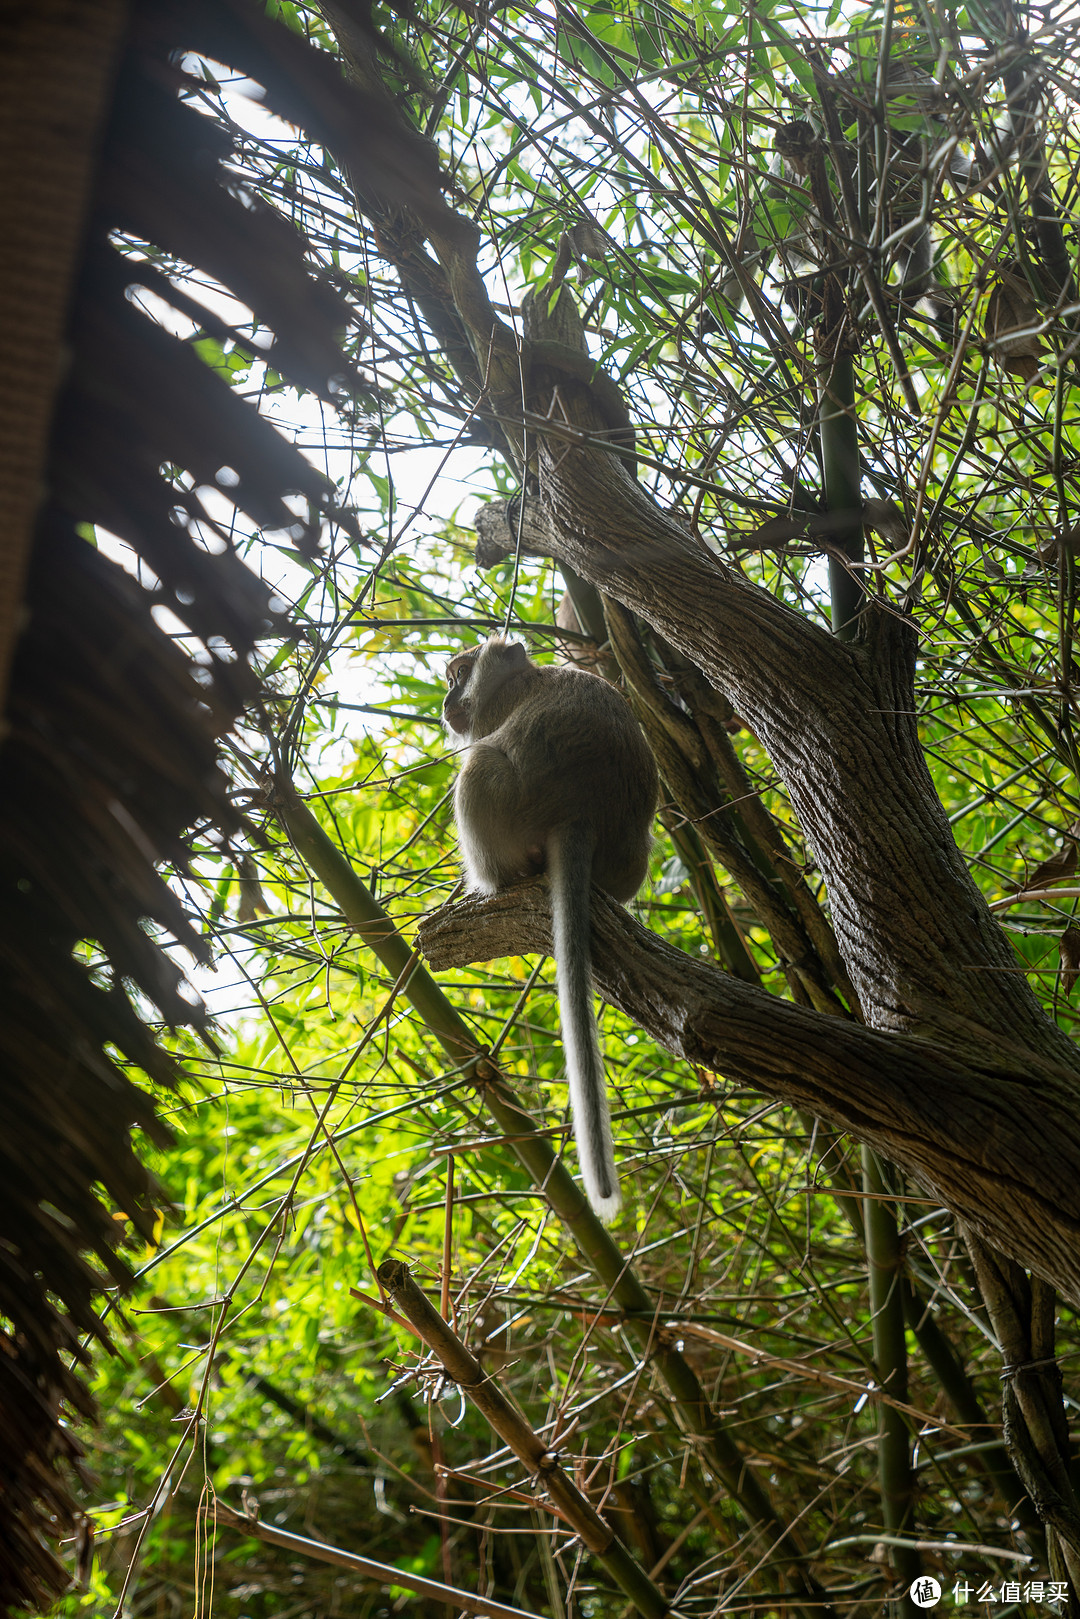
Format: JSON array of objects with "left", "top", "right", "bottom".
[
  {"left": 443, "top": 651, "right": 477, "bottom": 735},
  {"left": 444, "top": 639, "right": 532, "bottom": 736}
]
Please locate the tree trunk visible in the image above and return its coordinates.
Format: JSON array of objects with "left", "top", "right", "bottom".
[
  {"left": 519, "top": 288, "right": 1077, "bottom": 1064},
  {"left": 420, "top": 878, "right": 1080, "bottom": 1302},
  {"left": 416, "top": 284, "right": 1080, "bottom": 1302}
]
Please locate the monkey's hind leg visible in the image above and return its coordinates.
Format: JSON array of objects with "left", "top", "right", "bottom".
[{"left": 455, "top": 744, "right": 539, "bottom": 892}]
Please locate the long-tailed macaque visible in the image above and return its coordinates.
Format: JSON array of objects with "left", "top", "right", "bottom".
[{"left": 443, "top": 638, "right": 657, "bottom": 1221}]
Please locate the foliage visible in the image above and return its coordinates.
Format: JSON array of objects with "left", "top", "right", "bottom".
[{"left": 56, "top": 0, "right": 1080, "bottom": 1615}]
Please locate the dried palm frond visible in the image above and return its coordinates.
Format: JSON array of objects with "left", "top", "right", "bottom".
[{"left": 0, "top": 0, "right": 439, "bottom": 1605}]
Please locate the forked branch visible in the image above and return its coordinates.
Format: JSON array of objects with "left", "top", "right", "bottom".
[{"left": 419, "top": 881, "right": 1080, "bottom": 1303}]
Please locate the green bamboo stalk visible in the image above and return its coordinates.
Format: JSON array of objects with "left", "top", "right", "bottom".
[
  {"left": 818, "top": 352, "right": 864, "bottom": 640},
  {"left": 605, "top": 600, "right": 846, "bottom": 1015},
  {"left": 661, "top": 813, "right": 762, "bottom": 984},
  {"left": 378, "top": 1259, "right": 669, "bottom": 1619},
  {"left": 213, "top": 1500, "right": 542, "bottom": 1619},
  {"left": 677, "top": 665, "right": 860, "bottom": 1012},
  {"left": 863, "top": 1146, "right": 920, "bottom": 1616},
  {"left": 811, "top": 1121, "right": 1039, "bottom": 1540},
  {"left": 275, "top": 785, "right": 836, "bottom": 1619},
  {"left": 900, "top": 1279, "right": 1042, "bottom": 1542}
]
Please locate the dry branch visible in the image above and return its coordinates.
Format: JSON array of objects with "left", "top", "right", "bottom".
[
  {"left": 418, "top": 882, "right": 1080, "bottom": 1302},
  {"left": 212, "top": 1501, "right": 546, "bottom": 1619},
  {"left": 377, "top": 1259, "right": 671, "bottom": 1619}
]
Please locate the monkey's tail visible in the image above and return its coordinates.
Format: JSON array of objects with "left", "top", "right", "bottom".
[{"left": 548, "top": 823, "right": 621, "bottom": 1223}]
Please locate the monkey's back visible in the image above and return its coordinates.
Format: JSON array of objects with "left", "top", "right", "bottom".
[{"left": 487, "top": 666, "right": 657, "bottom": 901}]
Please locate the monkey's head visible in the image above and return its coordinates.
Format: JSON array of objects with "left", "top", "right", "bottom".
[
  {"left": 443, "top": 649, "right": 478, "bottom": 735},
  {"left": 443, "top": 638, "right": 531, "bottom": 737}
]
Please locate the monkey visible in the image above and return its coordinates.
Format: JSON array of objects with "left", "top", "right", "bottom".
[{"left": 443, "top": 637, "right": 658, "bottom": 1222}]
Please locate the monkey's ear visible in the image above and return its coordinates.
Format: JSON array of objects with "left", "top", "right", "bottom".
[{"left": 505, "top": 642, "right": 530, "bottom": 668}]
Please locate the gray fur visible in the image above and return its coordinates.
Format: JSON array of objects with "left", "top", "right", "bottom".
[{"left": 444, "top": 638, "right": 657, "bottom": 1221}]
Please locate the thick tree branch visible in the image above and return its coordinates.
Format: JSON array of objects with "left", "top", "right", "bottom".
[
  {"left": 474, "top": 498, "right": 861, "bottom": 1012},
  {"left": 309, "top": 0, "right": 1077, "bottom": 1071},
  {"left": 515, "top": 287, "right": 1078, "bottom": 1069},
  {"left": 418, "top": 883, "right": 1080, "bottom": 1304},
  {"left": 604, "top": 598, "right": 851, "bottom": 1015}
]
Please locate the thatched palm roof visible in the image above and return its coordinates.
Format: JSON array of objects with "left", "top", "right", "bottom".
[{"left": 0, "top": 0, "right": 443, "bottom": 1606}]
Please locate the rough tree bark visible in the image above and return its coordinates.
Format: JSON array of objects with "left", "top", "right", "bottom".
[
  {"left": 314, "top": 0, "right": 1080, "bottom": 1321},
  {"left": 419, "top": 875, "right": 1080, "bottom": 1302},
  {"left": 420, "top": 282, "right": 1080, "bottom": 1304},
  {"left": 292, "top": 8, "right": 1080, "bottom": 1597}
]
